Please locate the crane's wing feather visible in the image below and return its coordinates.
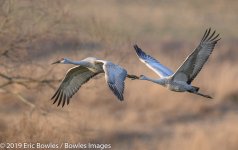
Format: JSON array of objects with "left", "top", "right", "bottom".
[
  {"left": 172, "top": 28, "right": 220, "bottom": 84},
  {"left": 134, "top": 45, "right": 173, "bottom": 78},
  {"left": 103, "top": 62, "right": 127, "bottom": 101},
  {"left": 51, "top": 66, "right": 99, "bottom": 107}
]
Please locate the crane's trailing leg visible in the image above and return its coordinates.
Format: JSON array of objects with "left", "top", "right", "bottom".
[
  {"left": 188, "top": 89, "right": 213, "bottom": 99},
  {"left": 194, "top": 92, "right": 213, "bottom": 99}
]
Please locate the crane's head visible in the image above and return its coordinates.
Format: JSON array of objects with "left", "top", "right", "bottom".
[{"left": 52, "top": 58, "right": 70, "bottom": 64}]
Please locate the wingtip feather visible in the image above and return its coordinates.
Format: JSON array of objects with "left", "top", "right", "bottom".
[
  {"left": 133, "top": 45, "right": 146, "bottom": 58},
  {"left": 108, "top": 83, "right": 124, "bottom": 101},
  {"left": 134, "top": 44, "right": 141, "bottom": 53},
  {"left": 201, "top": 28, "right": 221, "bottom": 44},
  {"left": 134, "top": 44, "right": 138, "bottom": 48}
]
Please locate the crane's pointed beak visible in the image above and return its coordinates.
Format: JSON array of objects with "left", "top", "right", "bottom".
[{"left": 51, "top": 60, "right": 61, "bottom": 65}]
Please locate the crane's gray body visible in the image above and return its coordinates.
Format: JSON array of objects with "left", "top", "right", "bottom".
[
  {"left": 140, "top": 76, "right": 196, "bottom": 92},
  {"left": 134, "top": 28, "right": 220, "bottom": 99},
  {"left": 51, "top": 57, "right": 136, "bottom": 107}
]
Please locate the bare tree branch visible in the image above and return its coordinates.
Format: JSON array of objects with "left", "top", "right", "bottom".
[
  {"left": 0, "top": 88, "right": 35, "bottom": 109},
  {"left": 0, "top": 72, "right": 61, "bottom": 89}
]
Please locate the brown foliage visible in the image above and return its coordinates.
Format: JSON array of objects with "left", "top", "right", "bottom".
[{"left": 0, "top": 1, "right": 238, "bottom": 150}]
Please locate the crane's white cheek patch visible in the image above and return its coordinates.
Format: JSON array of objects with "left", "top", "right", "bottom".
[{"left": 173, "top": 73, "right": 188, "bottom": 82}]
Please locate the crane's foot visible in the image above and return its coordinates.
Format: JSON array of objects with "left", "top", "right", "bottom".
[{"left": 127, "top": 74, "right": 139, "bottom": 80}]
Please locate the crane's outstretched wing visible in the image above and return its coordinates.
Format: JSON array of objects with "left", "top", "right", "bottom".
[
  {"left": 102, "top": 62, "right": 127, "bottom": 101},
  {"left": 134, "top": 45, "right": 173, "bottom": 78},
  {"left": 51, "top": 66, "right": 99, "bottom": 107},
  {"left": 172, "top": 28, "right": 220, "bottom": 84}
]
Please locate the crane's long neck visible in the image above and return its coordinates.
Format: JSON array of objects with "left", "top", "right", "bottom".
[
  {"left": 65, "top": 59, "right": 89, "bottom": 67},
  {"left": 141, "top": 76, "right": 166, "bottom": 86}
]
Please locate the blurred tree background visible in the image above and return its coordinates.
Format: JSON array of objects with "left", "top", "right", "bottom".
[{"left": 0, "top": 0, "right": 238, "bottom": 150}]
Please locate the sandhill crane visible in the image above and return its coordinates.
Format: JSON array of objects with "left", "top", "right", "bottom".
[
  {"left": 51, "top": 57, "right": 138, "bottom": 107},
  {"left": 133, "top": 28, "right": 220, "bottom": 99}
]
